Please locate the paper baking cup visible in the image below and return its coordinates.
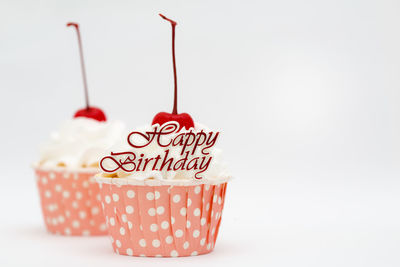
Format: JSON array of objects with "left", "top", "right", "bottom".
[
  {"left": 34, "top": 167, "right": 107, "bottom": 236},
  {"left": 96, "top": 177, "right": 228, "bottom": 257}
]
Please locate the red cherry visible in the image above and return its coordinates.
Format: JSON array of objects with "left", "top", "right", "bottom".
[
  {"left": 67, "top": 22, "right": 106, "bottom": 122},
  {"left": 152, "top": 14, "right": 194, "bottom": 130},
  {"left": 152, "top": 112, "right": 194, "bottom": 130},
  {"left": 74, "top": 107, "right": 107, "bottom": 122}
]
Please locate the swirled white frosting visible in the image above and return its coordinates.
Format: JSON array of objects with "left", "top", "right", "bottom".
[
  {"left": 38, "top": 117, "right": 126, "bottom": 168},
  {"left": 100, "top": 122, "right": 230, "bottom": 181}
]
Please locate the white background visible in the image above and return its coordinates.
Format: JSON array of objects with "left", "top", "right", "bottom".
[{"left": 1, "top": 0, "right": 400, "bottom": 266}]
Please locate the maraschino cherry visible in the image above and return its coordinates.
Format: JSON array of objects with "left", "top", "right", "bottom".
[
  {"left": 67, "top": 22, "right": 106, "bottom": 122},
  {"left": 152, "top": 14, "right": 194, "bottom": 130}
]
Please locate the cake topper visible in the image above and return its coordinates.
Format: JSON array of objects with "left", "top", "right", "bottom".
[
  {"left": 100, "top": 122, "right": 220, "bottom": 179},
  {"left": 67, "top": 22, "right": 106, "bottom": 122},
  {"left": 152, "top": 14, "right": 195, "bottom": 130}
]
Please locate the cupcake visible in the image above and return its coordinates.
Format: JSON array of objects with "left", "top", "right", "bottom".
[
  {"left": 34, "top": 117, "right": 125, "bottom": 236},
  {"left": 96, "top": 122, "right": 230, "bottom": 256},
  {"left": 33, "top": 21, "right": 125, "bottom": 236},
  {"left": 95, "top": 14, "right": 231, "bottom": 256}
]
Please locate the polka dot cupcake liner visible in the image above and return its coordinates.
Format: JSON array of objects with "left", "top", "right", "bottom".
[
  {"left": 96, "top": 179, "right": 228, "bottom": 257},
  {"left": 34, "top": 167, "right": 107, "bottom": 236}
]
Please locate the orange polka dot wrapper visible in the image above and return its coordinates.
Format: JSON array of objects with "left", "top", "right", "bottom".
[
  {"left": 34, "top": 167, "right": 107, "bottom": 236},
  {"left": 97, "top": 178, "right": 228, "bottom": 257}
]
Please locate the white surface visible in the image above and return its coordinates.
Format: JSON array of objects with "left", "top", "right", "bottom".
[{"left": 1, "top": 0, "right": 400, "bottom": 266}]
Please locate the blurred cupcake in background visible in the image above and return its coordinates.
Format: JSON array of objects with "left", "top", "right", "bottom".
[
  {"left": 34, "top": 117, "right": 125, "bottom": 236},
  {"left": 33, "top": 21, "right": 125, "bottom": 236}
]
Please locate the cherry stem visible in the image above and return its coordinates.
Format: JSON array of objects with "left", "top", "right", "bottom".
[
  {"left": 67, "top": 22, "right": 90, "bottom": 110},
  {"left": 159, "top": 14, "right": 178, "bottom": 115}
]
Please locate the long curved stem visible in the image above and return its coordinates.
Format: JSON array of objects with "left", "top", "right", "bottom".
[
  {"left": 67, "top": 22, "right": 90, "bottom": 110},
  {"left": 159, "top": 14, "right": 178, "bottom": 115}
]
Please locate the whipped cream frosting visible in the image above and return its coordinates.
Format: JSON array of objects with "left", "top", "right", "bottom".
[
  {"left": 99, "top": 123, "right": 230, "bottom": 181},
  {"left": 38, "top": 117, "right": 125, "bottom": 169}
]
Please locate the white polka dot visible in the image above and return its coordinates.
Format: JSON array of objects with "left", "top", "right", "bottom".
[
  {"left": 116, "top": 240, "right": 122, "bottom": 247},
  {"left": 207, "top": 243, "right": 212, "bottom": 250},
  {"left": 55, "top": 185, "right": 62, "bottom": 192},
  {"left": 126, "top": 248, "right": 133, "bottom": 256},
  {"left": 193, "top": 230, "right": 200, "bottom": 238},
  {"left": 109, "top": 217, "right": 115, "bottom": 226},
  {"left": 75, "top": 192, "right": 82, "bottom": 199},
  {"left": 180, "top": 207, "right": 187, "bottom": 216},
  {"left": 212, "top": 228, "right": 216, "bottom": 235},
  {"left": 173, "top": 194, "right": 181, "bottom": 203},
  {"left": 139, "top": 239, "right": 146, "bottom": 247},
  {"left": 165, "top": 235, "right": 173, "bottom": 244},
  {"left": 49, "top": 172, "right": 55, "bottom": 179},
  {"left": 194, "top": 208, "right": 201, "bottom": 216},
  {"left": 100, "top": 223, "right": 107, "bottom": 231},
  {"left": 121, "top": 214, "right": 128, "bottom": 223},
  {"left": 82, "top": 230, "right": 90, "bottom": 236},
  {"left": 194, "top": 186, "right": 201, "bottom": 194},
  {"left": 206, "top": 203, "right": 210, "bottom": 211},
  {"left": 64, "top": 228, "right": 71, "bottom": 235},
  {"left": 155, "top": 255, "right": 162, "bottom": 258},
  {"left": 150, "top": 224, "right": 158, "bottom": 232},
  {"left": 200, "top": 238, "right": 206, "bottom": 246},
  {"left": 146, "top": 192, "right": 154, "bottom": 200},
  {"left": 156, "top": 206, "right": 165, "bottom": 215},
  {"left": 201, "top": 218, "right": 206, "bottom": 225},
  {"left": 161, "top": 221, "right": 169, "bottom": 229},
  {"left": 52, "top": 218, "right": 58, "bottom": 225},
  {"left": 96, "top": 194, "right": 101, "bottom": 201},
  {"left": 183, "top": 241, "right": 189, "bottom": 249},
  {"left": 155, "top": 191, "right": 160, "bottom": 199},
  {"left": 187, "top": 198, "right": 192, "bottom": 207},
  {"left": 171, "top": 217, "right": 175, "bottom": 225},
  {"left": 72, "top": 201, "right": 79, "bottom": 209},
  {"left": 58, "top": 215, "right": 65, "bottom": 223},
  {"left": 63, "top": 173, "right": 69, "bottom": 179},
  {"left": 91, "top": 207, "right": 99, "bottom": 215},
  {"left": 205, "top": 184, "right": 210, "bottom": 191},
  {"left": 140, "top": 225, "right": 143, "bottom": 231},
  {"left": 45, "top": 190, "right": 51, "bottom": 198},
  {"left": 79, "top": 211, "right": 86, "bottom": 219},
  {"left": 127, "top": 190, "right": 135, "bottom": 198},
  {"left": 128, "top": 221, "right": 133, "bottom": 229},
  {"left": 213, "top": 195, "right": 217, "bottom": 203},
  {"left": 218, "top": 197, "right": 222, "bottom": 205},
  {"left": 175, "top": 229, "right": 183, "bottom": 238},
  {"left": 112, "top": 193, "right": 119, "bottom": 202},
  {"left": 148, "top": 208, "right": 156, "bottom": 216},
  {"left": 47, "top": 204, "right": 54, "bottom": 212},
  {"left": 105, "top": 195, "right": 111, "bottom": 204},
  {"left": 72, "top": 220, "right": 80, "bottom": 228},
  {"left": 41, "top": 177, "right": 48, "bottom": 184},
  {"left": 83, "top": 181, "right": 89, "bottom": 188},
  {"left": 152, "top": 239, "right": 160, "bottom": 248},
  {"left": 191, "top": 251, "right": 198, "bottom": 256},
  {"left": 120, "top": 227, "right": 126, "bottom": 235},
  {"left": 170, "top": 250, "right": 179, "bottom": 257},
  {"left": 126, "top": 205, "right": 134, "bottom": 214},
  {"left": 139, "top": 254, "right": 146, "bottom": 257},
  {"left": 186, "top": 220, "right": 191, "bottom": 228}
]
